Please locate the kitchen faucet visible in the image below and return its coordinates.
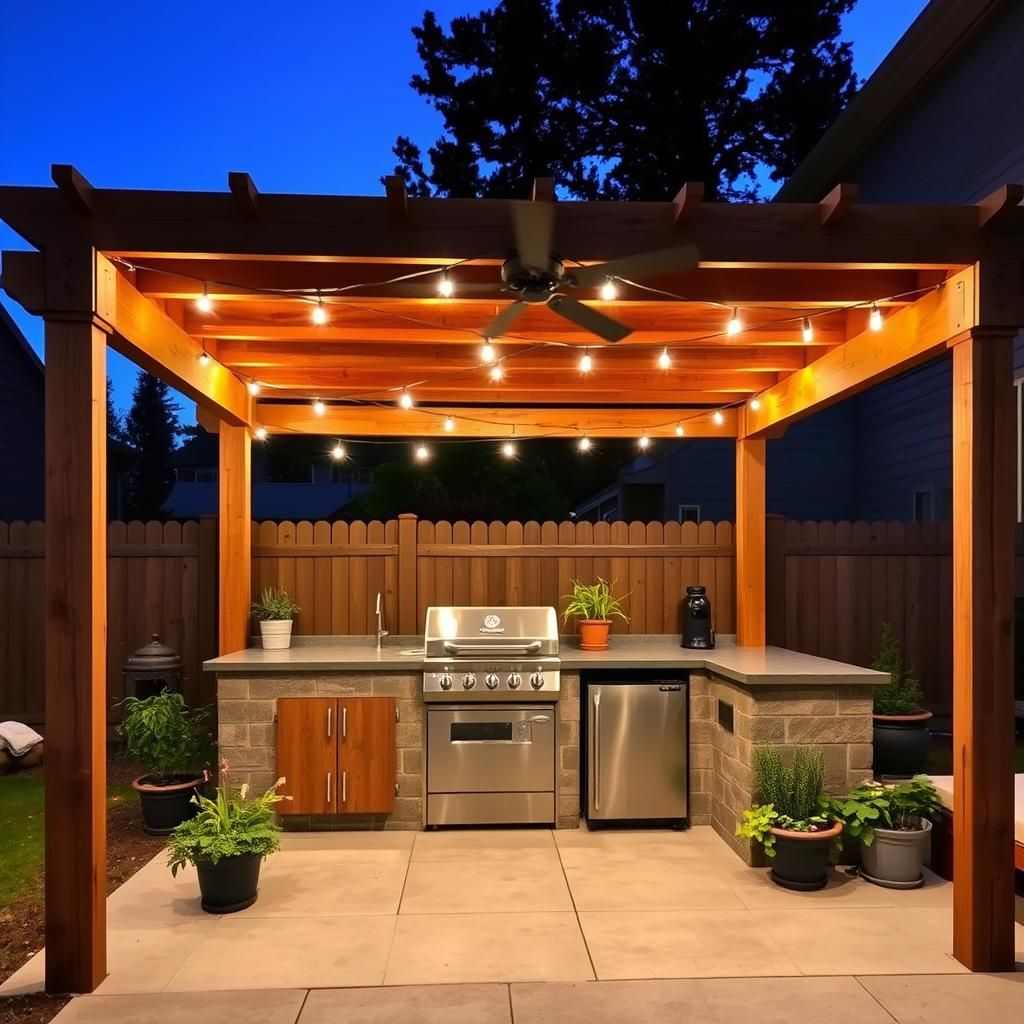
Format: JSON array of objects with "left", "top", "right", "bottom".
[{"left": 375, "top": 591, "right": 388, "bottom": 650}]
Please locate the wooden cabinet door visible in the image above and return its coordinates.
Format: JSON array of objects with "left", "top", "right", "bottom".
[
  {"left": 276, "top": 698, "right": 337, "bottom": 814},
  {"left": 339, "top": 697, "right": 396, "bottom": 814}
]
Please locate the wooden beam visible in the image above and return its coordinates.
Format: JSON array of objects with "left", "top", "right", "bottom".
[
  {"left": 383, "top": 175, "right": 408, "bottom": 222},
  {"left": 531, "top": 177, "right": 555, "bottom": 202},
  {"left": 976, "top": 183, "right": 1023, "bottom": 228},
  {"left": 51, "top": 164, "right": 94, "bottom": 214},
  {"left": 741, "top": 268, "right": 976, "bottom": 437},
  {"left": 671, "top": 183, "right": 704, "bottom": 225},
  {"left": 735, "top": 433, "right": 766, "bottom": 646},
  {"left": 228, "top": 172, "right": 259, "bottom": 218},
  {"left": 951, "top": 329, "right": 1016, "bottom": 971},
  {"left": 820, "top": 183, "right": 858, "bottom": 226},
  {"left": 43, "top": 319, "right": 107, "bottom": 993},
  {"left": 248, "top": 404, "right": 739, "bottom": 438},
  {"left": 218, "top": 423, "right": 251, "bottom": 654}
]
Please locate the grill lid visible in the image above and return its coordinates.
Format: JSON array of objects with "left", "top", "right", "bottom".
[{"left": 424, "top": 606, "right": 559, "bottom": 658}]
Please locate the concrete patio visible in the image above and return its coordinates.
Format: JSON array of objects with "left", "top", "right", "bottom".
[{"left": 2, "top": 825, "right": 1022, "bottom": 1021}]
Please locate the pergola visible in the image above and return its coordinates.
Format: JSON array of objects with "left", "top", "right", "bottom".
[{"left": 0, "top": 168, "right": 1019, "bottom": 991}]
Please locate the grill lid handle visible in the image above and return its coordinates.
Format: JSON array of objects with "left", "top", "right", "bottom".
[{"left": 442, "top": 640, "right": 543, "bottom": 656}]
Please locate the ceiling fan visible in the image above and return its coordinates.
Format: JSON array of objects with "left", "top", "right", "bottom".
[{"left": 392, "top": 200, "right": 700, "bottom": 343}]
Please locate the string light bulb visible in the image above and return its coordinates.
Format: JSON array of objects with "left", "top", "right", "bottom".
[
  {"left": 195, "top": 286, "right": 213, "bottom": 314},
  {"left": 658, "top": 347, "right": 671, "bottom": 370},
  {"left": 313, "top": 398, "right": 326, "bottom": 417},
  {"left": 579, "top": 349, "right": 593, "bottom": 373},
  {"left": 399, "top": 390, "right": 414, "bottom": 409},
  {"left": 414, "top": 442, "right": 430, "bottom": 462},
  {"left": 713, "top": 409, "right": 725, "bottom": 426},
  {"left": 437, "top": 271, "right": 454, "bottom": 298},
  {"left": 675, "top": 423, "right": 685, "bottom": 437},
  {"left": 727, "top": 307, "right": 742, "bottom": 336},
  {"left": 638, "top": 433, "right": 650, "bottom": 451},
  {"left": 312, "top": 296, "right": 328, "bottom": 326},
  {"left": 197, "top": 352, "right": 210, "bottom": 367},
  {"left": 247, "top": 380, "right": 261, "bottom": 396},
  {"left": 600, "top": 279, "right": 618, "bottom": 301},
  {"left": 254, "top": 426, "right": 267, "bottom": 441},
  {"left": 749, "top": 398, "right": 761, "bottom": 411},
  {"left": 330, "top": 442, "right": 346, "bottom": 460},
  {"left": 869, "top": 304, "right": 884, "bottom": 332},
  {"left": 480, "top": 341, "right": 496, "bottom": 363},
  {"left": 443, "top": 416, "right": 456, "bottom": 432},
  {"left": 489, "top": 362, "right": 505, "bottom": 382},
  {"left": 578, "top": 435, "right": 592, "bottom": 452},
  {"left": 802, "top": 317, "right": 814, "bottom": 343},
  {"left": 501, "top": 440, "right": 517, "bottom": 458}
]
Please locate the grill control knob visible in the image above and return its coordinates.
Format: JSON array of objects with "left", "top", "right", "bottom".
[
  {"left": 461, "top": 673, "right": 477, "bottom": 690},
  {"left": 485, "top": 672, "right": 501, "bottom": 689},
  {"left": 439, "top": 673, "right": 454, "bottom": 690},
  {"left": 506, "top": 672, "right": 522, "bottom": 689},
  {"left": 530, "top": 672, "right": 545, "bottom": 690}
]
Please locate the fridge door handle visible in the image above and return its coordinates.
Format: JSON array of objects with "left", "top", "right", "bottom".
[{"left": 593, "top": 689, "right": 601, "bottom": 812}]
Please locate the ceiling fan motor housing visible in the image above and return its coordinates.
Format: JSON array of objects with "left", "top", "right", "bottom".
[{"left": 501, "top": 253, "right": 565, "bottom": 303}]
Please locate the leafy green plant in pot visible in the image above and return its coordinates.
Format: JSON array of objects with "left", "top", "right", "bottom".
[
  {"left": 832, "top": 776, "right": 942, "bottom": 889},
  {"left": 562, "top": 578, "right": 629, "bottom": 651},
  {"left": 871, "top": 623, "right": 931, "bottom": 777},
  {"left": 252, "top": 586, "right": 300, "bottom": 650},
  {"left": 167, "top": 759, "right": 290, "bottom": 913},
  {"left": 736, "top": 746, "right": 841, "bottom": 891},
  {"left": 119, "top": 690, "right": 212, "bottom": 835}
]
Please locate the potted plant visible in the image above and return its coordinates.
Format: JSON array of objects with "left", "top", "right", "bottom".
[
  {"left": 167, "top": 760, "right": 290, "bottom": 914},
  {"left": 562, "top": 578, "right": 629, "bottom": 651},
  {"left": 871, "top": 623, "right": 931, "bottom": 777},
  {"left": 252, "top": 586, "right": 300, "bottom": 650},
  {"left": 119, "top": 690, "right": 212, "bottom": 835},
  {"left": 832, "top": 775, "right": 942, "bottom": 889},
  {"left": 736, "top": 745, "right": 842, "bottom": 891}
]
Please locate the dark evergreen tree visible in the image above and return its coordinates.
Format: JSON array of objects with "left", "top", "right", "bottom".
[
  {"left": 393, "top": 0, "right": 858, "bottom": 200},
  {"left": 122, "top": 371, "right": 181, "bottom": 520},
  {"left": 106, "top": 376, "right": 126, "bottom": 445}
]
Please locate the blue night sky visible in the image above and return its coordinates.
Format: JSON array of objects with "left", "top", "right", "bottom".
[{"left": 1, "top": 0, "right": 929, "bottom": 419}]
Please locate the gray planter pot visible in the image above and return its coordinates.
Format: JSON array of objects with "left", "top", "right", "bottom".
[{"left": 860, "top": 819, "right": 932, "bottom": 889}]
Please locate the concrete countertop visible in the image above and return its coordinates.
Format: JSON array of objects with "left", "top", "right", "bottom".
[{"left": 204, "top": 634, "right": 886, "bottom": 688}]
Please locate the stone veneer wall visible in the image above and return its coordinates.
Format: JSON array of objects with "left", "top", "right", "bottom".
[{"left": 690, "top": 671, "right": 874, "bottom": 864}]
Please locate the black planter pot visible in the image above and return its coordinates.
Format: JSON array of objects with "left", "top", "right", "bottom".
[
  {"left": 872, "top": 712, "right": 932, "bottom": 778},
  {"left": 769, "top": 823, "right": 842, "bottom": 891},
  {"left": 132, "top": 774, "right": 204, "bottom": 836},
  {"left": 196, "top": 853, "right": 263, "bottom": 914}
]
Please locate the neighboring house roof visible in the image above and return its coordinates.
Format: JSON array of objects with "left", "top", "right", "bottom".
[
  {"left": 0, "top": 301, "right": 43, "bottom": 379},
  {"left": 777, "top": 0, "right": 1008, "bottom": 201}
]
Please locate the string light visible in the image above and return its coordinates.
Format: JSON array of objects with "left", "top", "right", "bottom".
[
  {"left": 749, "top": 398, "right": 761, "bottom": 411},
  {"left": 443, "top": 416, "right": 456, "bottom": 432},
  {"left": 501, "top": 440, "right": 517, "bottom": 458},
  {"left": 490, "top": 362, "right": 505, "bottom": 382},
  {"left": 195, "top": 286, "right": 213, "bottom": 314},
  {"left": 675, "top": 424, "right": 685, "bottom": 437},
  {"left": 638, "top": 433, "right": 650, "bottom": 451},
  {"left": 414, "top": 442, "right": 430, "bottom": 462},
  {"left": 247, "top": 380, "right": 261, "bottom": 396},
  {"left": 312, "top": 398, "right": 326, "bottom": 417},
  {"left": 578, "top": 435, "right": 592, "bottom": 452},
  {"left": 197, "top": 352, "right": 210, "bottom": 367},
  {"left": 869, "top": 304, "right": 884, "bottom": 332},
  {"left": 312, "top": 296, "right": 328, "bottom": 326},
  {"left": 713, "top": 410, "right": 725, "bottom": 426},
  {"left": 600, "top": 279, "right": 618, "bottom": 301},
  {"left": 399, "top": 389, "right": 414, "bottom": 409},
  {"left": 480, "top": 341, "right": 496, "bottom": 363},
  {"left": 437, "top": 271, "right": 454, "bottom": 298},
  {"left": 579, "top": 349, "right": 593, "bottom": 373},
  {"left": 254, "top": 426, "right": 267, "bottom": 441},
  {"left": 330, "top": 442, "right": 346, "bottom": 460},
  {"left": 727, "top": 307, "right": 742, "bottom": 336},
  {"left": 802, "top": 317, "right": 814, "bottom": 343},
  {"left": 658, "top": 347, "right": 671, "bottom": 370}
]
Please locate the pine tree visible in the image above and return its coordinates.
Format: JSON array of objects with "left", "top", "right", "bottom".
[{"left": 122, "top": 371, "right": 182, "bottom": 520}]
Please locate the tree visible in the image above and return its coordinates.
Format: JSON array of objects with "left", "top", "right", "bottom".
[
  {"left": 393, "top": 0, "right": 858, "bottom": 201},
  {"left": 122, "top": 371, "right": 182, "bottom": 520},
  {"left": 106, "top": 377, "right": 126, "bottom": 445}
]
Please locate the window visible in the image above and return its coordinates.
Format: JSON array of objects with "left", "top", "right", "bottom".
[{"left": 678, "top": 504, "right": 701, "bottom": 524}]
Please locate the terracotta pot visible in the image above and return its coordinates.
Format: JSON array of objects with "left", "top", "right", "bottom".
[
  {"left": 259, "top": 619, "right": 294, "bottom": 650},
  {"left": 872, "top": 710, "right": 932, "bottom": 778},
  {"left": 577, "top": 619, "right": 612, "bottom": 651},
  {"left": 769, "top": 821, "right": 842, "bottom": 891}
]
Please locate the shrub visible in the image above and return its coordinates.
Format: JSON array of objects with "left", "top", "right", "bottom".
[
  {"left": 871, "top": 622, "right": 924, "bottom": 715},
  {"left": 251, "top": 586, "right": 300, "bottom": 622},
  {"left": 562, "top": 578, "right": 630, "bottom": 623},
  {"left": 832, "top": 775, "right": 942, "bottom": 846},
  {"left": 118, "top": 690, "right": 211, "bottom": 784}
]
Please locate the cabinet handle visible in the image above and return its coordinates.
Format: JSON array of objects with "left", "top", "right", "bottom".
[
  {"left": 342, "top": 771, "right": 347, "bottom": 804},
  {"left": 593, "top": 690, "right": 601, "bottom": 812},
  {"left": 327, "top": 707, "right": 332, "bottom": 738},
  {"left": 326, "top": 771, "right": 332, "bottom": 805},
  {"left": 342, "top": 706, "right": 348, "bottom": 738}
]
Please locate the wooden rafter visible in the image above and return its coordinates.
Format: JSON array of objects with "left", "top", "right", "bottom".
[
  {"left": 51, "top": 163, "right": 94, "bottom": 214},
  {"left": 819, "top": 183, "right": 858, "bottom": 226},
  {"left": 671, "top": 182, "right": 704, "bottom": 225},
  {"left": 976, "top": 183, "right": 1024, "bottom": 228},
  {"left": 227, "top": 172, "right": 259, "bottom": 218}
]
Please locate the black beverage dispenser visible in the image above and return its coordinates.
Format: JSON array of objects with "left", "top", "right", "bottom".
[{"left": 681, "top": 585, "right": 715, "bottom": 649}]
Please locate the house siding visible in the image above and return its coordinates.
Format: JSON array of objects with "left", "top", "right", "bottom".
[{"left": 0, "top": 314, "right": 44, "bottom": 521}]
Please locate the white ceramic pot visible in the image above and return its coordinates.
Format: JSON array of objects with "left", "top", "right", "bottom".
[{"left": 259, "top": 620, "right": 293, "bottom": 650}]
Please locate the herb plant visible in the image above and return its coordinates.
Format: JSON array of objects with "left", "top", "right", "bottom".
[
  {"left": 167, "top": 761, "right": 290, "bottom": 873},
  {"left": 118, "top": 690, "right": 212, "bottom": 784},
  {"left": 736, "top": 746, "right": 832, "bottom": 856},
  {"left": 562, "top": 578, "right": 630, "bottom": 623},
  {"left": 832, "top": 775, "right": 942, "bottom": 846},
  {"left": 251, "top": 586, "right": 300, "bottom": 622},
  {"left": 871, "top": 622, "right": 924, "bottom": 715}
]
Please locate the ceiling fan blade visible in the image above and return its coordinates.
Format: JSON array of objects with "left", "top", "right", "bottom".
[
  {"left": 483, "top": 300, "right": 529, "bottom": 339},
  {"left": 547, "top": 294, "right": 633, "bottom": 343},
  {"left": 571, "top": 243, "right": 700, "bottom": 288},
  {"left": 510, "top": 200, "right": 555, "bottom": 272}
]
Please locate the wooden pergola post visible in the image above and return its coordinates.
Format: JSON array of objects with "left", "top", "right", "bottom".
[
  {"left": 43, "top": 317, "right": 109, "bottom": 993},
  {"left": 218, "top": 423, "right": 251, "bottom": 654},
  {"left": 735, "top": 435, "right": 766, "bottom": 646},
  {"left": 951, "top": 327, "right": 1016, "bottom": 971}
]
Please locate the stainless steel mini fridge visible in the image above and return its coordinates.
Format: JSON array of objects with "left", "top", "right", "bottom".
[{"left": 586, "top": 681, "right": 688, "bottom": 823}]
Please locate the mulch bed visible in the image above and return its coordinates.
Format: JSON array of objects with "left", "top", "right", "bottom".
[{"left": 0, "top": 757, "right": 164, "bottom": 1024}]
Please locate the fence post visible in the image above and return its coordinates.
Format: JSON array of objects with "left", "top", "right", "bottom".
[
  {"left": 397, "top": 513, "right": 418, "bottom": 634},
  {"left": 765, "top": 514, "right": 785, "bottom": 646}
]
